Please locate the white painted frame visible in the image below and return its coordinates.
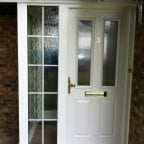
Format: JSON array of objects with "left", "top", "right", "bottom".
[
  {"left": 18, "top": 3, "right": 69, "bottom": 144},
  {"left": 122, "top": 8, "right": 136, "bottom": 144},
  {"left": 18, "top": 2, "right": 136, "bottom": 144},
  {"left": 18, "top": 4, "right": 28, "bottom": 144}
]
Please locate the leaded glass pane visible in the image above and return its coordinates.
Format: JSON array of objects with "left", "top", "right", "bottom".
[
  {"left": 28, "top": 6, "right": 42, "bottom": 35},
  {"left": 28, "top": 94, "right": 42, "bottom": 119},
  {"left": 44, "top": 37, "right": 58, "bottom": 65},
  {"left": 44, "top": 122, "right": 57, "bottom": 144},
  {"left": 44, "top": 67, "right": 58, "bottom": 92},
  {"left": 29, "top": 122, "right": 42, "bottom": 144},
  {"left": 28, "top": 66, "right": 42, "bottom": 92},
  {"left": 28, "top": 37, "right": 42, "bottom": 64},
  {"left": 44, "top": 7, "right": 58, "bottom": 36},
  {"left": 44, "top": 94, "right": 57, "bottom": 119}
]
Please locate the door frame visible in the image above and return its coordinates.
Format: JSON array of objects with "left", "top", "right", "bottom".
[{"left": 18, "top": 2, "right": 136, "bottom": 144}]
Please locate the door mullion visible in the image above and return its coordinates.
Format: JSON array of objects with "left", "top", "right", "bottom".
[{"left": 42, "top": 6, "right": 45, "bottom": 144}]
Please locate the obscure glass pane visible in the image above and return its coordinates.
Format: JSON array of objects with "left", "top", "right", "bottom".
[
  {"left": 28, "top": 6, "right": 59, "bottom": 144},
  {"left": 44, "top": 7, "right": 58, "bottom": 36},
  {"left": 28, "top": 6, "right": 42, "bottom": 35},
  {"left": 29, "top": 95, "right": 42, "bottom": 119},
  {"left": 28, "top": 66, "right": 42, "bottom": 92},
  {"left": 29, "top": 122, "right": 42, "bottom": 144},
  {"left": 44, "top": 122, "right": 57, "bottom": 144},
  {"left": 28, "top": 37, "right": 42, "bottom": 64},
  {"left": 44, "top": 94, "right": 57, "bottom": 119},
  {"left": 44, "top": 67, "right": 58, "bottom": 92},
  {"left": 44, "top": 38, "right": 58, "bottom": 65},
  {"left": 103, "top": 21, "right": 118, "bottom": 86},
  {"left": 77, "top": 20, "right": 92, "bottom": 86}
]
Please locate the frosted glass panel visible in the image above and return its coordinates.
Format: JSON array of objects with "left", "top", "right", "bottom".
[
  {"left": 44, "top": 67, "right": 58, "bottom": 92},
  {"left": 44, "top": 94, "right": 57, "bottom": 119},
  {"left": 44, "top": 38, "right": 58, "bottom": 65},
  {"left": 44, "top": 7, "right": 58, "bottom": 36},
  {"left": 28, "top": 37, "right": 42, "bottom": 64},
  {"left": 28, "top": 94, "right": 42, "bottom": 119},
  {"left": 28, "top": 66, "right": 42, "bottom": 92},
  {"left": 77, "top": 20, "right": 92, "bottom": 86},
  {"left": 28, "top": 6, "right": 42, "bottom": 35},
  {"left": 28, "top": 6, "right": 59, "bottom": 144},
  {"left": 103, "top": 20, "right": 118, "bottom": 86}
]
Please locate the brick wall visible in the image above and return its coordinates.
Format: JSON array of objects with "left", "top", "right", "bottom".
[
  {"left": 0, "top": 4, "right": 18, "bottom": 136},
  {"left": 129, "top": 23, "right": 144, "bottom": 143}
]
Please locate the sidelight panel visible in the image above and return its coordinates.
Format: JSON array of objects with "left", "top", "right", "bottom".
[{"left": 27, "top": 6, "right": 59, "bottom": 144}]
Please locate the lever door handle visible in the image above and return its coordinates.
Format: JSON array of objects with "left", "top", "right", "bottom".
[
  {"left": 85, "top": 91, "right": 107, "bottom": 97},
  {"left": 68, "top": 77, "right": 75, "bottom": 94}
]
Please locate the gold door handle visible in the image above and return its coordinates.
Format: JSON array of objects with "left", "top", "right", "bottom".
[
  {"left": 85, "top": 91, "right": 107, "bottom": 97},
  {"left": 68, "top": 77, "right": 75, "bottom": 94}
]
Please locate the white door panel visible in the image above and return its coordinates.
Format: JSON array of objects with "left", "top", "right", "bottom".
[{"left": 66, "top": 8, "right": 129, "bottom": 144}]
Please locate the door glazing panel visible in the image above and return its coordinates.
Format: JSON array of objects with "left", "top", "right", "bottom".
[
  {"left": 77, "top": 20, "right": 93, "bottom": 86},
  {"left": 102, "top": 20, "right": 118, "bottom": 86},
  {"left": 27, "top": 6, "right": 58, "bottom": 144}
]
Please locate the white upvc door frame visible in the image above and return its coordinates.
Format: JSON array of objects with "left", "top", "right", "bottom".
[
  {"left": 57, "top": 4, "right": 68, "bottom": 144},
  {"left": 122, "top": 8, "right": 136, "bottom": 144},
  {"left": 18, "top": 3, "right": 68, "bottom": 144},
  {"left": 18, "top": 4, "right": 28, "bottom": 144},
  {"left": 18, "top": 2, "right": 136, "bottom": 144}
]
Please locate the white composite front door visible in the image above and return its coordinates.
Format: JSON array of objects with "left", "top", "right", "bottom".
[
  {"left": 18, "top": 3, "right": 135, "bottom": 144},
  {"left": 66, "top": 8, "right": 131, "bottom": 144}
]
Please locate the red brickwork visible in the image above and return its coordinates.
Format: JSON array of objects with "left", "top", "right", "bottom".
[
  {"left": 0, "top": 8, "right": 18, "bottom": 136},
  {"left": 129, "top": 23, "right": 144, "bottom": 144}
]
